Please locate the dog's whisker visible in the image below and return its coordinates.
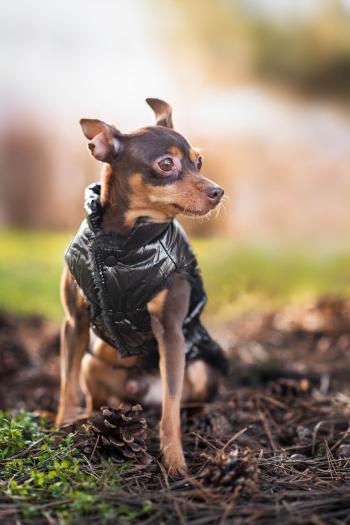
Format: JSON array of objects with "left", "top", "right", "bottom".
[{"left": 222, "top": 195, "right": 232, "bottom": 207}]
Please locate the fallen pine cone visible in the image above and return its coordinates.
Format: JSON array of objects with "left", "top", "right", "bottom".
[
  {"left": 200, "top": 446, "right": 258, "bottom": 496},
  {"left": 183, "top": 407, "right": 232, "bottom": 437},
  {"left": 76, "top": 405, "right": 152, "bottom": 465},
  {"left": 267, "top": 378, "right": 310, "bottom": 400}
]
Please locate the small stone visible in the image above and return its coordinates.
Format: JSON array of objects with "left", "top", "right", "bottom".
[
  {"left": 336, "top": 444, "right": 350, "bottom": 458},
  {"left": 297, "top": 425, "right": 312, "bottom": 444},
  {"left": 290, "top": 453, "right": 307, "bottom": 460}
]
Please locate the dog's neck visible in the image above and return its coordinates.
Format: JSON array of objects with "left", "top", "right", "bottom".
[{"left": 100, "top": 165, "right": 174, "bottom": 235}]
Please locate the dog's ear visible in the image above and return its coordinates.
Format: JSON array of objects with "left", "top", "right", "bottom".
[
  {"left": 80, "top": 118, "right": 122, "bottom": 162},
  {"left": 146, "top": 98, "right": 173, "bottom": 129}
]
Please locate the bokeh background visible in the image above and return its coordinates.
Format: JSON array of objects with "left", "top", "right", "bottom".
[
  {"left": 1, "top": 0, "right": 350, "bottom": 323},
  {"left": 2, "top": 4, "right": 350, "bottom": 520}
]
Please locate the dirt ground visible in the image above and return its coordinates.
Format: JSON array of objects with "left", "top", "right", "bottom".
[{"left": 2, "top": 296, "right": 350, "bottom": 524}]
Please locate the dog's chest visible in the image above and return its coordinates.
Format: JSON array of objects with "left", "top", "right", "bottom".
[{"left": 65, "top": 217, "right": 206, "bottom": 358}]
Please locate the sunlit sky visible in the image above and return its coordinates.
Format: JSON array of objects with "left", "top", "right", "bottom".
[
  {"left": 0, "top": 0, "right": 349, "bottom": 143},
  {"left": 0, "top": 0, "right": 175, "bottom": 130}
]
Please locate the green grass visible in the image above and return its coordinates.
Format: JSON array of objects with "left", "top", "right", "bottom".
[
  {"left": 1, "top": 230, "right": 350, "bottom": 321},
  {"left": 0, "top": 412, "right": 152, "bottom": 524}
]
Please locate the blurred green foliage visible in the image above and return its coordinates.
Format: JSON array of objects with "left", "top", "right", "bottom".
[
  {"left": 0, "top": 231, "right": 67, "bottom": 319},
  {"left": 1, "top": 231, "right": 350, "bottom": 321},
  {"left": 168, "top": 0, "right": 350, "bottom": 97}
]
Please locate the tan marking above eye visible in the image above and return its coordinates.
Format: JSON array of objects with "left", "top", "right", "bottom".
[
  {"left": 189, "top": 147, "right": 201, "bottom": 163},
  {"left": 167, "top": 146, "right": 183, "bottom": 159}
]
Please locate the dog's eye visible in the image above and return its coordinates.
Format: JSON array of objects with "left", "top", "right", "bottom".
[
  {"left": 197, "top": 156, "right": 203, "bottom": 171},
  {"left": 158, "top": 157, "right": 174, "bottom": 172}
]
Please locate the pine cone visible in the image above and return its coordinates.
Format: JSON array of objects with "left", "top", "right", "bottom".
[
  {"left": 183, "top": 407, "right": 232, "bottom": 437},
  {"left": 77, "top": 405, "right": 152, "bottom": 465},
  {"left": 200, "top": 446, "right": 258, "bottom": 496},
  {"left": 267, "top": 378, "right": 310, "bottom": 400}
]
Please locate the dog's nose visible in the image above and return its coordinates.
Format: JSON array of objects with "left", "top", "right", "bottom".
[{"left": 206, "top": 185, "right": 224, "bottom": 203}]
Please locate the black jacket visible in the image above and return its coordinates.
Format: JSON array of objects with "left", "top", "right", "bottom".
[{"left": 64, "top": 183, "right": 227, "bottom": 373}]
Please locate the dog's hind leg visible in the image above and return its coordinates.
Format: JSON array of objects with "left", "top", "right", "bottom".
[
  {"left": 56, "top": 267, "right": 90, "bottom": 427},
  {"left": 183, "top": 359, "right": 221, "bottom": 402}
]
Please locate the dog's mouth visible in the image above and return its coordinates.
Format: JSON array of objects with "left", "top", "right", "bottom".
[{"left": 171, "top": 203, "right": 210, "bottom": 217}]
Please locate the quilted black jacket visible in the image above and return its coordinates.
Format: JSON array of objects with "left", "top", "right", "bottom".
[{"left": 64, "top": 183, "right": 227, "bottom": 373}]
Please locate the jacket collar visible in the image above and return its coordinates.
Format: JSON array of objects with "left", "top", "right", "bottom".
[{"left": 84, "top": 182, "right": 171, "bottom": 250}]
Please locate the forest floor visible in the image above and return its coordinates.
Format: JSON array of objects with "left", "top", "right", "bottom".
[{"left": 2, "top": 296, "right": 350, "bottom": 523}]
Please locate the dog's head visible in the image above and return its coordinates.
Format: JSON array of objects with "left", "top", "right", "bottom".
[{"left": 80, "top": 98, "right": 224, "bottom": 226}]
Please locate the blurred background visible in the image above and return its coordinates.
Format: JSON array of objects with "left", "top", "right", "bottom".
[
  {"left": 1, "top": 0, "right": 350, "bottom": 324},
  {"left": 2, "top": 4, "right": 350, "bottom": 517}
]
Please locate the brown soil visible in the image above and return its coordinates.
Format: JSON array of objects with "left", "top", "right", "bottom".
[{"left": 2, "top": 296, "right": 350, "bottom": 524}]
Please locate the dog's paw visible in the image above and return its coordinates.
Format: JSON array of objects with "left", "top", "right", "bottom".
[
  {"left": 162, "top": 445, "right": 187, "bottom": 477},
  {"left": 55, "top": 406, "right": 86, "bottom": 429}
]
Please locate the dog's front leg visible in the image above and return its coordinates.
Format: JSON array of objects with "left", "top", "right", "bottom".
[{"left": 148, "top": 275, "right": 191, "bottom": 476}]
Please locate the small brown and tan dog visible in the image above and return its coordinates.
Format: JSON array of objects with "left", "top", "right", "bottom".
[{"left": 56, "top": 98, "right": 225, "bottom": 475}]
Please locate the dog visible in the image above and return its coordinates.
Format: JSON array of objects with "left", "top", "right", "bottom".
[{"left": 56, "top": 98, "right": 227, "bottom": 475}]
